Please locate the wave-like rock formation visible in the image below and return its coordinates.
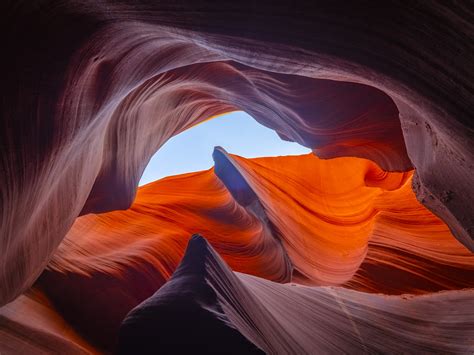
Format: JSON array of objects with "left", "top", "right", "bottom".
[
  {"left": 12, "top": 152, "right": 465, "bottom": 351},
  {"left": 118, "top": 235, "right": 474, "bottom": 354},
  {"left": 1, "top": 1, "right": 473, "bottom": 308},
  {"left": 0, "top": 152, "right": 473, "bottom": 352},
  {"left": 1, "top": 1, "right": 473, "bottom": 353}
]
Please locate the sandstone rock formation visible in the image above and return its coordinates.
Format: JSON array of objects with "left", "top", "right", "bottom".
[
  {"left": 118, "top": 235, "right": 474, "bottom": 354},
  {"left": 2, "top": 152, "right": 472, "bottom": 352},
  {"left": 0, "top": 1, "right": 473, "bottom": 353}
]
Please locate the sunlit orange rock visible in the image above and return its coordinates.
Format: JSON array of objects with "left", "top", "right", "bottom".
[{"left": 25, "top": 152, "right": 471, "bottom": 350}]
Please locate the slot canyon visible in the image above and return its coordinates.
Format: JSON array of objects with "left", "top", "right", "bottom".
[{"left": 0, "top": 1, "right": 473, "bottom": 354}]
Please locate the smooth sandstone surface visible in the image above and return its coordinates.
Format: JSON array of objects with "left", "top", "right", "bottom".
[
  {"left": 0, "top": 1, "right": 473, "bottom": 353},
  {"left": 118, "top": 235, "right": 474, "bottom": 354},
  {"left": 1, "top": 1, "right": 473, "bottom": 306},
  {"left": 2, "top": 152, "right": 472, "bottom": 352}
]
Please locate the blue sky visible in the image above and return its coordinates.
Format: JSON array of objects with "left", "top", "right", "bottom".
[{"left": 139, "top": 111, "right": 311, "bottom": 185}]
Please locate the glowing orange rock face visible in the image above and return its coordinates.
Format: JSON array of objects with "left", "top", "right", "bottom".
[
  {"left": 217, "top": 152, "right": 473, "bottom": 290},
  {"left": 48, "top": 168, "right": 291, "bottom": 283},
  {"left": 48, "top": 152, "right": 473, "bottom": 291},
  {"left": 36, "top": 152, "right": 473, "bottom": 349}
]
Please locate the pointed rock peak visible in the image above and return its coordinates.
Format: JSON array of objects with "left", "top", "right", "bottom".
[
  {"left": 172, "top": 233, "right": 213, "bottom": 277},
  {"left": 212, "top": 147, "right": 258, "bottom": 207}
]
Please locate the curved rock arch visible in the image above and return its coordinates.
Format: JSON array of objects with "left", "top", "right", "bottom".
[{"left": 1, "top": 0, "right": 472, "bottom": 310}]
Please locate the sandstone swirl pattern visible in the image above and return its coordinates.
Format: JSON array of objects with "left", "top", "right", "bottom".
[
  {"left": 118, "top": 235, "right": 474, "bottom": 354},
  {"left": 1, "top": 1, "right": 473, "bottom": 306},
  {"left": 2, "top": 152, "right": 473, "bottom": 352},
  {"left": 1, "top": 1, "right": 473, "bottom": 353}
]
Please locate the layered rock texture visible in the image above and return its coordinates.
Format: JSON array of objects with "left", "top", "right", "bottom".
[
  {"left": 1, "top": 1, "right": 473, "bottom": 353},
  {"left": 2, "top": 152, "right": 474, "bottom": 352},
  {"left": 118, "top": 235, "right": 474, "bottom": 354}
]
